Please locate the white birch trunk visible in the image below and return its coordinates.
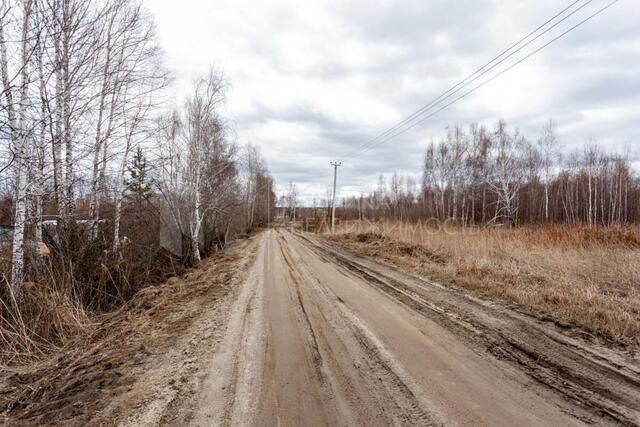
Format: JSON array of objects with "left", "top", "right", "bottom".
[
  {"left": 544, "top": 183, "right": 549, "bottom": 221},
  {"left": 53, "top": 0, "right": 66, "bottom": 222},
  {"left": 191, "top": 185, "right": 202, "bottom": 262},
  {"left": 89, "top": 74, "right": 111, "bottom": 239},
  {"left": 34, "top": 38, "right": 47, "bottom": 244},
  {"left": 90, "top": 11, "right": 124, "bottom": 239},
  {"left": 8, "top": 0, "right": 34, "bottom": 295},
  {"left": 62, "top": 0, "right": 74, "bottom": 215}
]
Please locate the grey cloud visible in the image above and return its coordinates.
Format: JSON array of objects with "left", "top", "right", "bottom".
[{"left": 148, "top": 0, "right": 640, "bottom": 202}]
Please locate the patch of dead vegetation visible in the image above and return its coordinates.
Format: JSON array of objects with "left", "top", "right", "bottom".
[
  {"left": 349, "top": 233, "right": 448, "bottom": 265},
  {"left": 0, "top": 238, "right": 257, "bottom": 426},
  {"left": 327, "top": 222, "right": 640, "bottom": 347}
]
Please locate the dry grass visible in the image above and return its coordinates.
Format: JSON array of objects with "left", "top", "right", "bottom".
[
  {"left": 327, "top": 220, "right": 640, "bottom": 347},
  {"left": 0, "top": 221, "right": 187, "bottom": 365},
  {"left": 0, "top": 245, "right": 249, "bottom": 425}
]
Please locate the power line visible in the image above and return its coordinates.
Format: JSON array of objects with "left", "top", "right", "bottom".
[
  {"left": 355, "top": 0, "right": 620, "bottom": 157},
  {"left": 346, "top": 0, "right": 618, "bottom": 159},
  {"left": 344, "top": 0, "right": 589, "bottom": 159}
]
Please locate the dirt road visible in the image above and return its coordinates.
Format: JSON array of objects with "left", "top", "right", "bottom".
[{"left": 178, "top": 229, "right": 640, "bottom": 426}]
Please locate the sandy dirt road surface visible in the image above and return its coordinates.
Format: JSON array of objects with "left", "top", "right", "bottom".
[{"left": 154, "top": 228, "right": 639, "bottom": 426}]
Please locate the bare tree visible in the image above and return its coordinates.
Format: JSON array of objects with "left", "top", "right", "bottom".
[
  {"left": 243, "top": 144, "right": 264, "bottom": 232},
  {"left": 0, "top": 0, "right": 278, "bottom": 357},
  {"left": 583, "top": 141, "right": 600, "bottom": 227},
  {"left": 538, "top": 119, "right": 559, "bottom": 221},
  {"left": 89, "top": 0, "right": 166, "bottom": 239},
  {"left": 286, "top": 181, "right": 298, "bottom": 221},
  {"left": 367, "top": 119, "right": 639, "bottom": 227},
  {"left": 1, "top": 0, "right": 34, "bottom": 294},
  {"left": 155, "top": 71, "right": 228, "bottom": 263},
  {"left": 487, "top": 121, "right": 526, "bottom": 226},
  {"left": 448, "top": 126, "right": 467, "bottom": 221}
]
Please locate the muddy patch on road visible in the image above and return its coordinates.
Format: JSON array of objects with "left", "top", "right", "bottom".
[{"left": 303, "top": 231, "right": 640, "bottom": 425}]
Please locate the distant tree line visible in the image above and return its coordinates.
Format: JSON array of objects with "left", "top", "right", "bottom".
[{"left": 339, "top": 120, "right": 638, "bottom": 226}]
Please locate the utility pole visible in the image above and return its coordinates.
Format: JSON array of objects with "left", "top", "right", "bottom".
[{"left": 330, "top": 161, "right": 342, "bottom": 233}]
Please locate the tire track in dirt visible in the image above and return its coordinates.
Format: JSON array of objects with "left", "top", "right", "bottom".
[
  {"left": 276, "top": 229, "right": 580, "bottom": 425},
  {"left": 294, "top": 230, "right": 640, "bottom": 425},
  {"left": 276, "top": 235, "right": 329, "bottom": 388},
  {"left": 185, "top": 235, "right": 267, "bottom": 427},
  {"left": 178, "top": 229, "right": 605, "bottom": 425},
  {"left": 275, "top": 231, "right": 440, "bottom": 426}
]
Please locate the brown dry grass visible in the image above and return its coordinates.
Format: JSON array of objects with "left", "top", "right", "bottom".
[
  {"left": 0, "top": 221, "right": 187, "bottom": 365},
  {"left": 327, "top": 220, "right": 640, "bottom": 347},
  {"left": 0, "top": 239, "right": 255, "bottom": 426}
]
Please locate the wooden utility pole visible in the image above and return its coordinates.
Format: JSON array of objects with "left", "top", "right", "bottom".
[{"left": 330, "top": 161, "right": 342, "bottom": 233}]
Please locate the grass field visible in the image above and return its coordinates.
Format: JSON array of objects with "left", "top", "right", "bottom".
[{"left": 327, "top": 220, "right": 640, "bottom": 347}]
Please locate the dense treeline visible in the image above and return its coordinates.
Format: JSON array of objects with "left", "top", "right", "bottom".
[
  {"left": 0, "top": 0, "right": 274, "bottom": 358},
  {"left": 340, "top": 120, "right": 638, "bottom": 226}
]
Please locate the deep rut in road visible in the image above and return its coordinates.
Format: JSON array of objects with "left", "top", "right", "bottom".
[
  {"left": 186, "top": 229, "right": 633, "bottom": 426},
  {"left": 294, "top": 230, "right": 640, "bottom": 426},
  {"left": 8, "top": 230, "right": 637, "bottom": 426},
  {"left": 276, "top": 232, "right": 438, "bottom": 426}
]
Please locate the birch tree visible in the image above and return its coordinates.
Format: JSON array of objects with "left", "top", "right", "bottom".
[
  {"left": 1, "top": 0, "right": 34, "bottom": 295},
  {"left": 243, "top": 144, "right": 262, "bottom": 232},
  {"left": 88, "top": 0, "right": 166, "bottom": 239},
  {"left": 538, "top": 119, "right": 558, "bottom": 222},
  {"left": 488, "top": 121, "right": 526, "bottom": 226},
  {"left": 286, "top": 181, "right": 298, "bottom": 221}
]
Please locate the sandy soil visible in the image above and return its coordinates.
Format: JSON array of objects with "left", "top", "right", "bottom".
[
  {"left": 173, "top": 229, "right": 640, "bottom": 426},
  {"left": 3, "top": 229, "right": 639, "bottom": 425}
]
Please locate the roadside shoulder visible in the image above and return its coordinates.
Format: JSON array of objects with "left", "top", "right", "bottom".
[{"left": 0, "top": 234, "right": 261, "bottom": 426}]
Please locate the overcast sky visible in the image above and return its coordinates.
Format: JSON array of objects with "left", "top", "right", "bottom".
[{"left": 145, "top": 0, "right": 639, "bottom": 202}]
